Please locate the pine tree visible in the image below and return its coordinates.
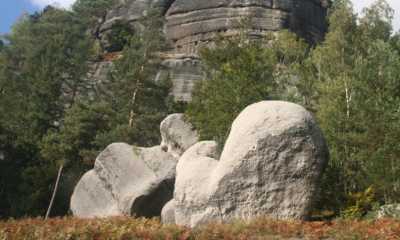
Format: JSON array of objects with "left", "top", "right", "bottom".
[{"left": 0, "top": 7, "right": 92, "bottom": 217}]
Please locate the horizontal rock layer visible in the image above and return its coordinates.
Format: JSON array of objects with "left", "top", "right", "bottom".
[
  {"left": 93, "top": 0, "right": 329, "bottom": 102},
  {"left": 160, "top": 57, "right": 203, "bottom": 102},
  {"left": 166, "top": 0, "right": 328, "bottom": 54},
  {"left": 100, "top": 0, "right": 174, "bottom": 32}
]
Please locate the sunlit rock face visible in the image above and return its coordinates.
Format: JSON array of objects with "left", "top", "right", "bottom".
[
  {"left": 93, "top": 0, "right": 329, "bottom": 102},
  {"left": 165, "top": 0, "right": 329, "bottom": 55},
  {"left": 101, "top": 0, "right": 174, "bottom": 32},
  {"left": 163, "top": 0, "right": 329, "bottom": 101},
  {"left": 172, "top": 101, "right": 329, "bottom": 227}
]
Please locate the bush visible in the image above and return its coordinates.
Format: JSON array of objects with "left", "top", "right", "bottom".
[{"left": 341, "top": 186, "right": 377, "bottom": 219}]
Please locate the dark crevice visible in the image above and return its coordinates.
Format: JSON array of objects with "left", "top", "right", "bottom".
[{"left": 130, "top": 179, "right": 175, "bottom": 218}]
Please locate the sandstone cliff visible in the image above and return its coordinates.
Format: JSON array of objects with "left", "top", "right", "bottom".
[{"left": 91, "top": 0, "right": 329, "bottom": 102}]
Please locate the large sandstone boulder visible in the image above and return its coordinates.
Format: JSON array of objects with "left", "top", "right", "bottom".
[
  {"left": 71, "top": 113, "right": 198, "bottom": 218},
  {"left": 172, "top": 101, "right": 329, "bottom": 227},
  {"left": 71, "top": 143, "right": 176, "bottom": 218}
]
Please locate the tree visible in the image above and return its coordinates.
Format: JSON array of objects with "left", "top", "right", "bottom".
[
  {"left": 186, "top": 30, "right": 308, "bottom": 144},
  {"left": 40, "top": 101, "right": 116, "bottom": 215},
  {"left": 308, "top": 0, "right": 358, "bottom": 211},
  {"left": 38, "top": 10, "right": 173, "bottom": 216},
  {"left": 307, "top": 0, "right": 400, "bottom": 214},
  {"left": 72, "top": 0, "right": 117, "bottom": 52},
  {"left": 73, "top": 0, "right": 115, "bottom": 23},
  {"left": 95, "top": 9, "right": 172, "bottom": 147},
  {"left": 0, "top": 7, "right": 92, "bottom": 217}
]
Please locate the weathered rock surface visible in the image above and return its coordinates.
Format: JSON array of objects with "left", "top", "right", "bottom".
[
  {"left": 71, "top": 113, "right": 199, "bottom": 218},
  {"left": 70, "top": 143, "right": 176, "bottom": 218},
  {"left": 160, "top": 113, "right": 199, "bottom": 158},
  {"left": 376, "top": 204, "right": 400, "bottom": 219},
  {"left": 165, "top": 0, "right": 329, "bottom": 54},
  {"left": 100, "top": 0, "right": 174, "bottom": 33},
  {"left": 92, "top": 0, "right": 329, "bottom": 102},
  {"left": 173, "top": 101, "right": 329, "bottom": 227},
  {"left": 160, "top": 57, "right": 203, "bottom": 102},
  {"left": 161, "top": 200, "right": 176, "bottom": 224}
]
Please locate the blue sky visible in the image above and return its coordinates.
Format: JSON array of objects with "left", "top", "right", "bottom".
[
  {"left": 0, "top": 0, "right": 38, "bottom": 34},
  {"left": 1, "top": 0, "right": 400, "bottom": 35}
]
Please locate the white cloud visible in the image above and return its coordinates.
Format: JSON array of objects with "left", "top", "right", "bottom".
[
  {"left": 352, "top": 0, "right": 400, "bottom": 30},
  {"left": 29, "top": 0, "right": 77, "bottom": 9}
]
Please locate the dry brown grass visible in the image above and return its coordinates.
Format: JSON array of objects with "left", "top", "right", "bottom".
[{"left": 0, "top": 217, "right": 399, "bottom": 240}]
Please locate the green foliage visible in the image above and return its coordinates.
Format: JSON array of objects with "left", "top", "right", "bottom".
[
  {"left": 308, "top": 0, "right": 400, "bottom": 213},
  {"left": 105, "top": 20, "right": 135, "bottom": 52},
  {"left": 72, "top": 0, "right": 115, "bottom": 22},
  {"left": 187, "top": 38, "right": 276, "bottom": 142},
  {"left": 187, "top": 31, "right": 308, "bottom": 143},
  {"left": 0, "top": 7, "right": 93, "bottom": 218},
  {"left": 0, "top": 5, "right": 169, "bottom": 219},
  {"left": 341, "top": 187, "right": 377, "bottom": 219},
  {"left": 100, "top": 9, "right": 171, "bottom": 147}
]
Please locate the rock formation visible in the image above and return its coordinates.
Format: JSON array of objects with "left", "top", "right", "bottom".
[
  {"left": 70, "top": 114, "right": 199, "bottom": 218},
  {"left": 70, "top": 143, "right": 176, "bottom": 218},
  {"left": 99, "top": 0, "right": 175, "bottom": 49},
  {"left": 165, "top": 0, "right": 329, "bottom": 55},
  {"left": 376, "top": 204, "right": 400, "bottom": 219},
  {"left": 160, "top": 114, "right": 199, "bottom": 158},
  {"left": 90, "top": 0, "right": 330, "bottom": 102},
  {"left": 161, "top": 199, "right": 176, "bottom": 224},
  {"left": 171, "top": 101, "right": 329, "bottom": 227}
]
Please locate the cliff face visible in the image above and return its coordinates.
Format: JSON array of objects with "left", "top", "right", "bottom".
[
  {"left": 166, "top": 0, "right": 329, "bottom": 55},
  {"left": 94, "top": 0, "right": 329, "bottom": 102}
]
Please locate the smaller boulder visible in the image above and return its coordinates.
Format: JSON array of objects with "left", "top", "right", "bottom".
[
  {"left": 377, "top": 204, "right": 400, "bottom": 219},
  {"left": 71, "top": 113, "right": 199, "bottom": 218},
  {"left": 160, "top": 113, "right": 199, "bottom": 158},
  {"left": 71, "top": 143, "right": 176, "bottom": 218},
  {"left": 161, "top": 200, "right": 176, "bottom": 224},
  {"left": 174, "top": 141, "right": 220, "bottom": 226}
]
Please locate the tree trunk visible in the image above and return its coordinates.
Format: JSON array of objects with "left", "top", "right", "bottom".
[
  {"left": 128, "top": 61, "right": 146, "bottom": 127},
  {"left": 45, "top": 164, "right": 64, "bottom": 220}
]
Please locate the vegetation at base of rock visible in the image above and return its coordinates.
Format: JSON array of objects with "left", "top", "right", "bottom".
[{"left": 1, "top": 217, "right": 400, "bottom": 240}]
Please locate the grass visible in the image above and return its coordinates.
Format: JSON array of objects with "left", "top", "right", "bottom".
[{"left": 0, "top": 217, "right": 399, "bottom": 240}]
